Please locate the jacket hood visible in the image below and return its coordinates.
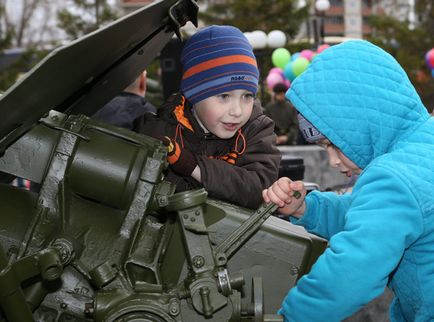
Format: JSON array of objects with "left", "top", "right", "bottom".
[{"left": 287, "top": 40, "right": 429, "bottom": 169}]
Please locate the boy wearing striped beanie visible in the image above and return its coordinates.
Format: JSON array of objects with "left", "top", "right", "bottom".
[{"left": 139, "top": 25, "right": 280, "bottom": 209}]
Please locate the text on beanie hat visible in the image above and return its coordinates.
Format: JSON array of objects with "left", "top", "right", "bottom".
[
  {"left": 297, "top": 112, "right": 325, "bottom": 143},
  {"left": 180, "top": 25, "right": 259, "bottom": 105}
]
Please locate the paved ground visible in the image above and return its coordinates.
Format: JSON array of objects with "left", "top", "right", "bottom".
[{"left": 344, "top": 288, "right": 394, "bottom": 322}]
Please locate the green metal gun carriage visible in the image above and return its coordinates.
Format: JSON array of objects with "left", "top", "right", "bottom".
[{"left": 0, "top": 1, "right": 326, "bottom": 321}]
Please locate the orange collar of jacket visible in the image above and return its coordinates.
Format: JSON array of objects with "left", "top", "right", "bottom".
[{"left": 173, "top": 96, "right": 194, "bottom": 132}]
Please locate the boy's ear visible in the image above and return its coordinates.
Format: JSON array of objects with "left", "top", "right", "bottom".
[{"left": 139, "top": 72, "right": 146, "bottom": 92}]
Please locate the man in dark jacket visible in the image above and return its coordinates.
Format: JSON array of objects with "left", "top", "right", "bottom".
[
  {"left": 93, "top": 70, "right": 156, "bottom": 131},
  {"left": 138, "top": 25, "right": 280, "bottom": 209},
  {"left": 265, "top": 83, "right": 299, "bottom": 145}
]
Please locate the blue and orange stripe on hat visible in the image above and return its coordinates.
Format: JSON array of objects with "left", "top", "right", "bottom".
[{"left": 180, "top": 25, "right": 259, "bottom": 105}]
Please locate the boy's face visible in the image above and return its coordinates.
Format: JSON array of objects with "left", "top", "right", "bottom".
[
  {"left": 193, "top": 89, "right": 254, "bottom": 139},
  {"left": 317, "top": 139, "right": 361, "bottom": 177}
]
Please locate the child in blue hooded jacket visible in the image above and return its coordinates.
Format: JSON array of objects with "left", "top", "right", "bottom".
[{"left": 263, "top": 40, "right": 434, "bottom": 322}]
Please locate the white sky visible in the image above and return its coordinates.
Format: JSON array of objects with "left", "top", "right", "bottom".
[{"left": 3, "top": 0, "right": 120, "bottom": 47}]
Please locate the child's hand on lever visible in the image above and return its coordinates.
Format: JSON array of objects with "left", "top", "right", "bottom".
[{"left": 262, "top": 177, "right": 306, "bottom": 219}]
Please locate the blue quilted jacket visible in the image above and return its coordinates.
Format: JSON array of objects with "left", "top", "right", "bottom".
[{"left": 283, "top": 40, "right": 434, "bottom": 321}]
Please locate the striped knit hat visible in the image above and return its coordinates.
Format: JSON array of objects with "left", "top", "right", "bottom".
[{"left": 180, "top": 25, "right": 259, "bottom": 105}]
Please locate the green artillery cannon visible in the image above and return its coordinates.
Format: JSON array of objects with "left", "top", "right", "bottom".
[{"left": 0, "top": 1, "right": 326, "bottom": 321}]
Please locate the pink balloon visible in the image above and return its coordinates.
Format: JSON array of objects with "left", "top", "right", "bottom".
[
  {"left": 284, "top": 79, "right": 291, "bottom": 89},
  {"left": 266, "top": 72, "right": 285, "bottom": 90},
  {"left": 425, "top": 49, "right": 434, "bottom": 69},
  {"left": 268, "top": 68, "right": 285, "bottom": 81},
  {"left": 317, "top": 44, "right": 330, "bottom": 53},
  {"left": 300, "top": 49, "right": 314, "bottom": 61},
  {"left": 269, "top": 67, "right": 284, "bottom": 76}
]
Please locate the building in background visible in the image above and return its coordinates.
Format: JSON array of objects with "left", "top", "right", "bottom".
[
  {"left": 380, "top": 0, "right": 416, "bottom": 29},
  {"left": 311, "top": 0, "right": 415, "bottom": 44},
  {"left": 322, "top": 0, "right": 375, "bottom": 40}
]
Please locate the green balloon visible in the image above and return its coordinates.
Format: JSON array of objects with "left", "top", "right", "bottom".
[
  {"left": 291, "top": 57, "right": 310, "bottom": 76},
  {"left": 271, "top": 48, "right": 291, "bottom": 69}
]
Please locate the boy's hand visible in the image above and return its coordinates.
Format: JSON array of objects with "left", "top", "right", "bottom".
[
  {"left": 262, "top": 177, "right": 306, "bottom": 218},
  {"left": 160, "top": 137, "right": 197, "bottom": 176}
]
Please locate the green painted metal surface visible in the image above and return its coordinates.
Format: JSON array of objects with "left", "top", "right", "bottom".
[
  {"left": 0, "top": 1, "right": 327, "bottom": 321},
  {"left": 0, "top": 112, "right": 327, "bottom": 321},
  {"left": 0, "top": 0, "right": 198, "bottom": 155}
]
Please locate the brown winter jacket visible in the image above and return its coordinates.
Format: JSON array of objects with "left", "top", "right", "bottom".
[{"left": 138, "top": 93, "right": 281, "bottom": 209}]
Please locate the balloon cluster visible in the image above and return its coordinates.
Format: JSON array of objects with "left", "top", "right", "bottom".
[
  {"left": 265, "top": 44, "right": 330, "bottom": 91},
  {"left": 425, "top": 48, "right": 434, "bottom": 78}
]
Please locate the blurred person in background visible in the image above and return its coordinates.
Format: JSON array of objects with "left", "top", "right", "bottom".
[
  {"left": 265, "top": 82, "right": 298, "bottom": 145},
  {"left": 93, "top": 70, "right": 156, "bottom": 131}
]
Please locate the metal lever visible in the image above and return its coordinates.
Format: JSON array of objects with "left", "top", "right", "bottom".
[{"left": 215, "top": 203, "right": 278, "bottom": 265}]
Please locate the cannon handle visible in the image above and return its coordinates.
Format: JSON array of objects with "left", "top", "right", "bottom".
[{"left": 214, "top": 203, "right": 278, "bottom": 265}]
